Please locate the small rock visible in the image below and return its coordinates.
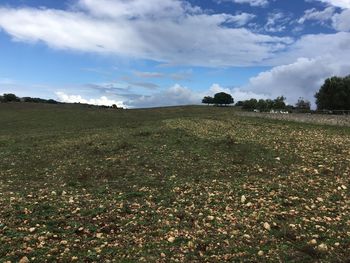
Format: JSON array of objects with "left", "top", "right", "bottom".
[
  {"left": 258, "top": 250, "right": 264, "bottom": 256},
  {"left": 29, "top": 227, "right": 36, "bottom": 233},
  {"left": 160, "top": 253, "right": 166, "bottom": 258},
  {"left": 334, "top": 242, "right": 340, "bottom": 247},
  {"left": 71, "top": 256, "right": 78, "bottom": 261},
  {"left": 263, "top": 222, "right": 271, "bottom": 231},
  {"left": 317, "top": 243, "right": 328, "bottom": 252},
  {"left": 96, "top": 233, "right": 103, "bottom": 239},
  {"left": 168, "top": 236, "right": 175, "bottom": 243},
  {"left": 316, "top": 197, "right": 324, "bottom": 202},
  {"left": 308, "top": 239, "right": 317, "bottom": 245},
  {"left": 207, "top": 215, "right": 215, "bottom": 221},
  {"left": 241, "top": 195, "right": 246, "bottom": 203},
  {"left": 19, "top": 257, "right": 30, "bottom": 263}
]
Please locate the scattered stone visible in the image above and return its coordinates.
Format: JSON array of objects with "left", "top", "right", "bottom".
[
  {"left": 168, "top": 236, "right": 175, "bottom": 243},
  {"left": 19, "top": 257, "right": 30, "bottom": 263},
  {"left": 317, "top": 243, "right": 328, "bottom": 252},
  {"left": 258, "top": 250, "right": 264, "bottom": 256},
  {"left": 308, "top": 239, "right": 317, "bottom": 245},
  {"left": 241, "top": 195, "right": 246, "bottom": 203},
  {"left": 263, "top": 222, "right": 271, "bottom": 231}
]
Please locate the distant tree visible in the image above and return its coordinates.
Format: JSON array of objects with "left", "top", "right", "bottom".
[
  {"left": 0, "top": 95, "right": 4, "bottom": 103},
  {"left": 3, "top": 93, "right": 20, "bottom": 102},
  {"left": 242, "top": 98, "right": 258, "bottom": 110},
  {"left": 202, "top": 96, "right": 215, "bottom": 105},
  {"left": 315, "top": 76, "right": 350, "bottom": 110},
  {"left": 257, "top": 99, "right": 268, "bottom": 112},
  {"left": 235, "top": 101, "right": 244, "bottom": 107},
  {"left": 273, "top": 96, "right": 286, "bottom": 110},
  {"left": 112, "top": 104, "right": 118, "bottom": 109},
  {"left": 213, "top": 92, "right": 234, "bottom": 106},
  {"left": 295, "top": 97, "right": 311, "bottom": 111},
  {"left": 47, "top": 99, "right": 58, "bottom": 104}
]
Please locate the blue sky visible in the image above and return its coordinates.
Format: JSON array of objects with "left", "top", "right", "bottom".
[{"left": 0, "top": 0, "right": 349, "bottom": 108}]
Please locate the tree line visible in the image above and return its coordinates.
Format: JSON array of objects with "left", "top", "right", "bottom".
[
  {"left": 202, "top": 75, "right": 350, "bottom": 112},
  {"left": 0, "top": 93, "right": 123, "bottom": 109}
]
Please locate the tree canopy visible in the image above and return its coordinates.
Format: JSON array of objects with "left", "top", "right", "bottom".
[
  {"left": 213, "top": 92, "right": 234, "bottom": 106},
  {"left": 202, "top": 92, "right": 234, "bottom": 106},
  {"left": 315, "top": 76, "right": 350, "bottom": 110}
]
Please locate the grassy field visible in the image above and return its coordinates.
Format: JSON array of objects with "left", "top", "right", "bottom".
[{"left": 0, "top": 103, "right": 349, "bottom": 262}]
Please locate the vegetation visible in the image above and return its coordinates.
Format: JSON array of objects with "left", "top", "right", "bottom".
[
  {"left": 237, "top": 96, "right": 287, "bottom": 112},
  {"left": 0, "top": 103, "right": 349, "bottom": 262},
  {"left": 201, "top": 92, "right": 234, "bottom": 106},
  {"left": 1, "top": 93, "right": 20, "bottom": 103},
  {"left": 295, "top": 98, "right": 311, "bottom": 112},
  {"left": 315, "top": 75, "right": 350, "bottom": 110}
]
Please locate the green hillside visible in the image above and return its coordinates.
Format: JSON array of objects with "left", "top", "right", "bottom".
[{"left": 0, "top": 103, "right": 349, "bottom": 262}]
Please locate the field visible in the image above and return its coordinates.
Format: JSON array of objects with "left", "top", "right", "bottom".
[{"left": 0, "top": 103, "right": 349, "bottom": 262}]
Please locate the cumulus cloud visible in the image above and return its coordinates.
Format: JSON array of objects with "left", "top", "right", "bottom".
[
  {"left": 332, "top": 9, "right": 350, "bottom": 31},
  {"left": 125, "top": 84, "right": 203, "bottom": 108},
  {"left": 0, "top": 0, "right": 291, "bottom": 67},
  {"left": 55, "top": 91, "right": 127, "bottom": 107},
  {"left": 244, "top": 57, "right": 350, "bottom": 105}
]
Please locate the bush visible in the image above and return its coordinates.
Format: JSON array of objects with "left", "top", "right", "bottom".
[{"left": 3, "top": 93, "right": 20, "bottom": 102}]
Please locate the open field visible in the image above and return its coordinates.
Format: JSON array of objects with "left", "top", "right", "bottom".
[
  {"left": 236, "top": 111, "right": 350, "bottom": 127},
  {"left": 0, "top": 103, "right": 349, "bottom": 262}
]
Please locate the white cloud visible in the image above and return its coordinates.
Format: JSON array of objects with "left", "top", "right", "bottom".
[
  {"left": 126, "top": 84, "right": 202, "bottom": 108},
  {"left": 332, "top": 9, "right": 350, "bottom": 31},
  {"left": 244, "top": 57, "right": 350, "bottom": 104},
  {"left": 217, "top": 0, "right": 269, "bottom": 7},
  {"left": 0, "top": 0, "right": 291, "bottom": 67},
  {"left": 313, "top": 0, "right": 350, "bottom": 9},
  {"left": 298, "top": 7, "right": 335, "bottom": 24},
  {"left": 55, "top": 91, "right": 127, "bottom": 107},
  {"left": 264, "top": 12, "right": 291, "bottom": 32},
  {"left": 226, "top": 12, "right": 256, "bottom": 26}
]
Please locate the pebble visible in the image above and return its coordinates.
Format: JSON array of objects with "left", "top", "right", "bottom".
[
  {"left": 317, "top": 243, "right": 328, "bottom": 252},
  {"left": 168, "top": 236, "right": 175, "bottom": 243},
  {"left": 19, "top": 257, "right": 30, "bottom": 263},
  {"left": 263, "top": 222, "right": 271, "bottom": 231},
  {"left": 258, "top": 250, "right": 264, "bottom": 256}
]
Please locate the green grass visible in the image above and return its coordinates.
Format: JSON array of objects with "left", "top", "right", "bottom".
[{"left": 0, "top": 103, "right": 349, "bottom": 262}]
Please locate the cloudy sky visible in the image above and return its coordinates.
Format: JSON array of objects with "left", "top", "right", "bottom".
[{"left": 0, "top": 0, "right": 349, "bottom": 108}]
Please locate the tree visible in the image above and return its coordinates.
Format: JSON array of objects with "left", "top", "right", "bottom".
[
  {"left": 3, "top": 93, "right": 20, "bottom": 102},
  {"left": 295, "top": 97, "right": 311, "bottom": 111},
  {"left": 112, "top": 104, "right": 118, "bottom": 109},
  {"left": 202, "top": 96, "right": 215, "bottom": 105},
  {"left": 315, "top": 76, "right": 350, "bottom": 110},
  {"left": 242, "top": 98, "right": 258, "bottom": 110},
  {"left": 273, "top": 96, "right": 286, "bottom": 110},
  {"left": 257, "top": 99, "right": 268, "bottom": 112},
  {"left": 213, "top": 92, "right": 234, "bottom": 106}
]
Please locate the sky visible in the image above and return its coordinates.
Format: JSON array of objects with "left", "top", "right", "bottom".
[{"left": 0, "top": 0, "right": 349, "bottom": 108}]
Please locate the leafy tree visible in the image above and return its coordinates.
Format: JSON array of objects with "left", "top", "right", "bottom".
[
  {"left": 295, "top": 97, "right": 311, "bottom": 111},
  {"left": 315, "top": 76, "right": 350, "bottom": 110},
  {"left": 112, "top": 104, "right": 118, "bottom": 109},
  {"left": 257, "top": 99, "right": 268, "bottom": 112},
  {"left": 3, "top": 93, "right": 20, "bottom": 102},
  {"left": 0, "top": 95, "right": 4, "bottom": 103},
  {"left": 235, "top": 101, "right": 244, "bottom": 107},
  {"left": 242, "top": 98, "right": 258, "bottom": 110},
  {"left": 202, "top": 96, "right": 215, "bottom": 105},
  {"left": 213, "top": 92, "right": 234, "bottom": 106},
  {"left": 273, "top": 96, "right": 286, "bottom": 110}
]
